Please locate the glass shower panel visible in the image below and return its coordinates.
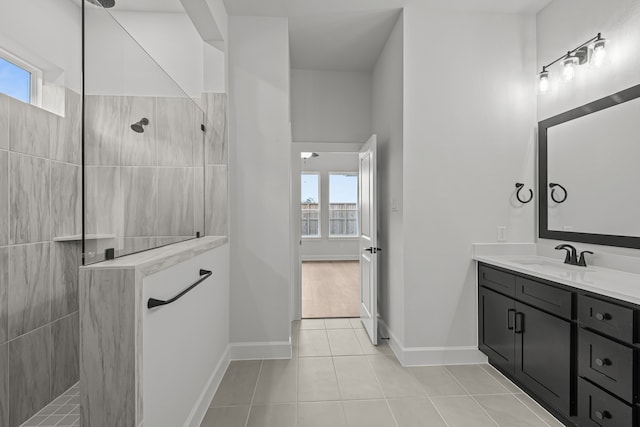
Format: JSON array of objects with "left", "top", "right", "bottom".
[{"left": 83, "top": 1, "right": 205, "bottom": 265}]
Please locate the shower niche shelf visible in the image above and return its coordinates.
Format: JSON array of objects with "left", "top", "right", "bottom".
[{"left": 53, "top": 234, "right": 116, "bottom": 242}]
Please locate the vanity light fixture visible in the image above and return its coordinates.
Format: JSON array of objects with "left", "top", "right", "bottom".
[{"left": 537, "top": 33, "right": 607, "bottom": 92}]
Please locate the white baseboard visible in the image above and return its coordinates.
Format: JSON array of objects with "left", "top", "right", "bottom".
[
  {"left": 378, "top": 318, "right": 487, "bottom": 367},
  {"left": 184, "top": 345, "right": 231, "bottom": 427},
  {"left": 300, "top": 255, "right": 359, "bottom": 261},
  {"left": 229, "top": 340, "right": 292, "bottom": 360}
]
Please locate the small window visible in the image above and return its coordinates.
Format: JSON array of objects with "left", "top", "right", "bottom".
[
  {"left": 329, "top": 173, "right": 358, "bottom": 237},
  {"left": 0, "top": 49, "right": 41, "bottom": 105},
  {"left": 301, "top": 173, "right": 320, "bottom": 237}
]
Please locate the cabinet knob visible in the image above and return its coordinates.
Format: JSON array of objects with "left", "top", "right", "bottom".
[
  {"left": 594, "top": 312, "right": 611, "bottom": 321},
  {"left": 595, "top": 358, "right": 611, "bottom": 367},
  {"left": 594, "top": 410, "right": 611, "bottom": 420}
]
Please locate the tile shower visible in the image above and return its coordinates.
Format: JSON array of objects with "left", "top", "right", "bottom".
[
  {"left": 0, "top": 90, "right": 228, "bottom": 426},
  {"left": 0, "top": 90, "right": 82, "bottom": 427}
]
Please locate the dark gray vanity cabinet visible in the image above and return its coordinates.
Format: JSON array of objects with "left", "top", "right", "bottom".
[
  {"left": 577, "top": 294, "right": 639, "bottom": 426},
  {"left": 479, "top": 262, "right": 640, "bottom": 426},
  {"left": 478, "top": 264, "right": 575, "bottom": 423}
]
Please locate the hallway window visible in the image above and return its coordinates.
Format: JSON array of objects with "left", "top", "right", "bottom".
[
  {"left": 301, "top": 173, "right": 320, "bottom": 237},
  {"left": 329, "top": 173, "right": 358, "bottom": 237}
]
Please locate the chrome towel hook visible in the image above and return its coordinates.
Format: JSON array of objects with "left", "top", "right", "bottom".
[
  {"left": 515, "top": 183, "right": 533, "bottom": 204},
  {"left": 549, "top": 183, "right": 568, "bottom": 203}
]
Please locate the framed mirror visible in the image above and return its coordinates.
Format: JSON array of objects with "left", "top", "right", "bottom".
[{"left": 538, "top": 83, "right": 640, "bottom": 249}]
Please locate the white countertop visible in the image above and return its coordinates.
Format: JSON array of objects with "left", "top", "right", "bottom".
[
  {"left": 81, "top": 235, "right": 228, "bottom": 277},
  {"left": 474, "top": 253, "right": 640, "bottom": 305}
]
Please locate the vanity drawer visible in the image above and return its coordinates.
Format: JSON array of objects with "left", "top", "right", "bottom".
[
  {"left": 515, "top": 276, "right": 572, "bottom": 319},
  {"left": 578, "top": 295, "right": 634, "bottom": 343},
  {"left": 579, "top": 328, "right": 635, "bottom": 403},
  {"left": 579, "top": 378, "right": 635, "bottom": 427},
  {"left": 479, "top": 265, "right": 515, "bottom": 296}
]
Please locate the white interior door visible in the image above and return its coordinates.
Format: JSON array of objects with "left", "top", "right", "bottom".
[{"left": 359, "top": 135, "right": 378, "bottom": 345}]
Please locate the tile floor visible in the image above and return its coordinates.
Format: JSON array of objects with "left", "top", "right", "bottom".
[
  {"left": 20, "top": 383, "right": 80, "bottom": 427},
  {"left": 200, "top": 318, "right": 565, "bottom": 427}
]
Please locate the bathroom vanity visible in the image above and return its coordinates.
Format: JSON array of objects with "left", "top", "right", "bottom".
[{"left": 474, "top": 252, "right": 640, "bottom": 427}]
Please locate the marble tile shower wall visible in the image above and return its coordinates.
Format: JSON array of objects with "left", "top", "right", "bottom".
[
  {"left": 83, "top": 92, "right": 228, "bottom": 263},
  {"left": 0, "top": 91, "right": 82, "bottom": 427},
  {"left": 203, "top": 93, "right": 228, "bottom": 237}
]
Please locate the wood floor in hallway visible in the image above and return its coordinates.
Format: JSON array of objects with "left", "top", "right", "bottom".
[{"left": 302, "top": 261, "right": 360, "bottom": 318}]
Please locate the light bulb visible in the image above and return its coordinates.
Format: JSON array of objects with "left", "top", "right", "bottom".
[
  {"left": 538, "top": 70, "right": 550, "bottom": 93},
  {"left": 591, "top": 38, "right": 607, "bottom": 67},
  {"left": 562, "top": 56, "right": 578, "bottom": 82}
]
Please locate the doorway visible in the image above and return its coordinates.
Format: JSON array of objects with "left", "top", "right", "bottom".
[{"left": 298, "top": 150, "right": 361, "bottom": 319}]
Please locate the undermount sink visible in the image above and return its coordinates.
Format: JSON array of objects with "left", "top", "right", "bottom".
[{"left": 509, "top": 258, "right": 597, "bottom": 274}]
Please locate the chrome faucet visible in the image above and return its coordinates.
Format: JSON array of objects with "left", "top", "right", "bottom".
[{"left": 555, "top": 244, "right": 593, "bottom": 267}]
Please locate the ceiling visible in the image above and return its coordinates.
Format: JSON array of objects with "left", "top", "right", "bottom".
[
  {"left": 289, "top": 10, "right": 401, "bottom": 71},
  {"left": 223, "top": 0, "right": 553, "bottom": 16},
  {"left": 225, "top": 0, "right": 553, "bottom": 71}
]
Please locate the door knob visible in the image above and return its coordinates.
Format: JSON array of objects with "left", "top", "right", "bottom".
[
  {"left": 595, "top": 358, "right": 611, "bottom": 367},
  {"left": 364, "top": 247, "right": 382, "bottom": 253}
]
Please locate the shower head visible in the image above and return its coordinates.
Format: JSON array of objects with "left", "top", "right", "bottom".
[
  {"left": 87, "top": 0, "right": 116, "bottom": 8},
  {"left": 131, "top": 118, "right": 149, "bottom": 134}
]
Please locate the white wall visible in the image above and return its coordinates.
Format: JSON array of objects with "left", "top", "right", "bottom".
[
  {"left": 372, "top": 14, "right": 405, "bottom": 345},
  {"left": 0, "top": 0, "right": 81, "bottom": 90},
  {"left": 536, "top": 0, "right": 640, "bottom": 261},
  {"left": 300, "top": 152, "right": 360, "bottom": 260},
  {"left": 402, "top": 3, "right": 537, "bottom": 358},
  {"left": 228, "top": 16, "right": 292, "bottom": 352},
  {"left": 110, "top": 11, "right": 205, "bottom": 98},
  {"left": 291, "top": 69, "right": 372, "bottom": 142}
]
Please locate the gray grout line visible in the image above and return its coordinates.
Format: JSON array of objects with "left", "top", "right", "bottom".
[
  {"left": 512, "top": 393, "right": 556, "bottom": 427},
  {"left": 243, "top": 360, "right": 263, "bottom": 427},
  {"left": 442, "top": 369, "right": 501, "bottom": 427}
]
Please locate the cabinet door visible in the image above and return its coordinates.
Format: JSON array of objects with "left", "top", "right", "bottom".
[
  {"left": 479, "top": 287, "right": 515, "bottom": 375},
  {"left": 515, "top": 302, "right": 573, "bottom": 418}
]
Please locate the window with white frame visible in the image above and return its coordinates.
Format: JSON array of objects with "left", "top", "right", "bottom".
[
  {"left": 301, "top": 173, "right": 320, "bottom": 237},
  {"left": 0, "top": 49, "right": 42, "bottom": 105},
  {"left": 329, "top": 173, "right": 358, "bottom": 237}
]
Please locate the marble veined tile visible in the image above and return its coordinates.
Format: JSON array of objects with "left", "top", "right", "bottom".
[
  {"left": 51, "top": 313, "right": 79, "bottom": 398},
  {"left": 0, "top": 248, "right": 7, "bottom": 344},
  {"left": 0, "top": 150, "right": 7, "bottom": 246},
  {"left": 51, "top": 88, "right": 82, "bottom": 165},
  {"left": 84, "top": 95, "right": 123, "bottom": 166},
  {"left": 121, "top": 96, "right": 156, "bottom": 166},
  {"left": 194, "top": 166, "right": 204, "bottom": 235},
  {"left": 156, "top": 97, "right": 198, "bottom": 167},
  {"left": 0, "top": 94, "right": 7, "bottom": 150},
  {"left": 121, "top": 167, "right": 158, "bottom": 237},
  {"left": 203, "top": 93, "right": 227, "bottom": 165},
  {"left": 10, "top": 153, "right": 51, "bottom": 244},
  {"left": 51, "top": 242, "right": 81, "bottom": 319},
  {"left": 205, "top": 165, "right": 228, "bottom": 236},
  {"left": 80, "top": 268, "right": 136, "bottom": 427},
  {"left": 158, "top": 167, "right": 194, "bottom": 236},
  {"left": 84, "top": 166, "right": 122, "bottom": 236},
  {"left": 9, "top": 242, "right": 51, "bottom": 339},
  {"left": 51, "top": 161, "right": 81, "bottom": 239},
  {"left": 0, "top": 342, "right": 7, "bottom": 427},
  {"left": 8, "top": 96, "right": 51, "bottom": 158},
  {"left": 9, "top": 324, "right": 52, "bottom": 427}
]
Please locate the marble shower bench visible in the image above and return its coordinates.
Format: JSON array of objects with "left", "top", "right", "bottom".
[{"left": 79, "top": 236, "right": 230, "bottom": 427}]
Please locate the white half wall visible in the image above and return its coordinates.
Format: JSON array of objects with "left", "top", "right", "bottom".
[
  {"left": 372, "top": 13, "right": 405, "bottom": 346},
  {"left": 228, "top": 16, "right": 292, "bottom": 347},
  {"left": 403, "top": 2, "right": 537, "bottom": 351},
  {"left": 536, "top": 0, "right": 640, "bottom": 261},
  {"left": 291, "top": 69, "right": 372, "bottom": 142}
]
